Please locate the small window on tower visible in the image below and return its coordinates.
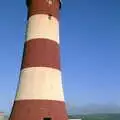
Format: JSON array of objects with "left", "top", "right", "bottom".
[
  {"left": 48, "top": 14, "right": 52, "bottom": 20},
  {"left": 43, "top": 117, "right": 52, "bottom": 120},
  {"left": 46, "top": 0, "right": 53, "bottom": 5}
]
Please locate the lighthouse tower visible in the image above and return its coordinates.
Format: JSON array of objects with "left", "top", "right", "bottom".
[{"left": 9, "top": 0, "right": 68, "bottom": 120}]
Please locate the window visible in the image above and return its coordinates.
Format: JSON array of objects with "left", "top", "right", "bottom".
[
  {"left": 48, "top": 14, "right": 52, "bottom": 20},
  {"left": 46, "top": 0, "right": 53, "bottom": 5},
  {"left": 43, "top": 117, "right": 52, "bottom": 120}
]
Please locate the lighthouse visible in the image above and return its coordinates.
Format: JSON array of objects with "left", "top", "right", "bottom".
[{"left": 9, "top": 0, "right": 68, "bottom": 120}]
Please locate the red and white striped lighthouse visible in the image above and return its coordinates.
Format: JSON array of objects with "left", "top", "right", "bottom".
[{"left": 9, "top": 0, "right": 68, "bottom": 120}]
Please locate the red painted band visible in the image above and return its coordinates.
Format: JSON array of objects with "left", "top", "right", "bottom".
[
  {"left": 26, "top": 0, "right": 60, "bottom": 20},
  {"left": 21, "top": 39, "right": 60, "bottom": 70},
  {"left": 9, "top": 100, "right": 68, "bottom": 120}
]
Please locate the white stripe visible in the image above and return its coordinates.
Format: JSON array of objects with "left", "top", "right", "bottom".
[
  {"left": 16, "top": 67, "right": 64, "bottom": 101},
  {"left": 26, "top": 14, "right": 59, "bottom": 44}
]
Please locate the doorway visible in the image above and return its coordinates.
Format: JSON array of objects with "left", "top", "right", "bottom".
[{"left": 43, "top": 117, "right": 52, "bottom": 120}]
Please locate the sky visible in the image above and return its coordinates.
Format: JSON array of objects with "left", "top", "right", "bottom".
[{"left": 0, "top": 0, "right": 120, "bottom": 114}]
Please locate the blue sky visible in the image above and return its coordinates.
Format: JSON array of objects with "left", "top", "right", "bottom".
[{"left": 0, "top": 0, "right": 120, "bottom": 113}]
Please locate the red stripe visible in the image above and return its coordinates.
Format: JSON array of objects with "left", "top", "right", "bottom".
[
  {"left": 9, "top": 100, "right": 68, "bottom": 120},
  {"left": 27, "top": 0, "right": 60, "bottom": 20},
  {"left": 21, "top": 39, "right": 60, "bottom": 70}
]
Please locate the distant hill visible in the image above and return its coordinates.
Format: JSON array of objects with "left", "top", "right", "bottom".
[
  {"left": 69, "top": 113, "right": 120, "bottom": 120},
  {"left": 67, "top": 104, "right": 120, "bottom": 115}
]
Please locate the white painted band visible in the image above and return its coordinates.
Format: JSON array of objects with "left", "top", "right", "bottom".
[
  {"left": 26, "top": 14, "right": 60, "bottom": 44},
  {"left": 16, "top": 67, "right": 64, "bottom": 101}
]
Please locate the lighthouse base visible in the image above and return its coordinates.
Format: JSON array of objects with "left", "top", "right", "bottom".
[{"left": 9, "top": 100, "right": 68, "bottom": 120}]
